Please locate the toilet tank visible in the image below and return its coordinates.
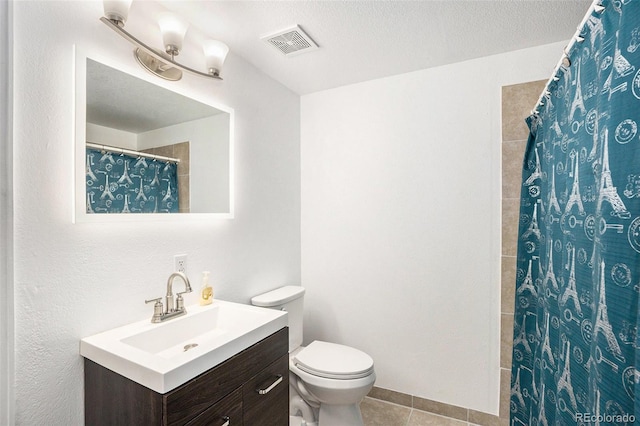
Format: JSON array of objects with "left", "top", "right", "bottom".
[{"left": 251, "top": 286, "right": 305, "bottom": 352}]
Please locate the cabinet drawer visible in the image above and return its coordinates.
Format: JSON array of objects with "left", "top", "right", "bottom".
[
  {"left": 166, "top": 327, "right": 288, "bottom": 425},
  {"left": 185, "top": 387, "right": 243, "bottom": 426},
  {"left": 243, "top": 355, "right": 289, "bottom": 426}
]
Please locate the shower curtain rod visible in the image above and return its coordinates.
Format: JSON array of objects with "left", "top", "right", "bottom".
[
  {"left": 531, "top": 0, "right": 604, "bottom": 115},
  {"left": 86, "top": 142, "right": 181, "bottom": 164}
]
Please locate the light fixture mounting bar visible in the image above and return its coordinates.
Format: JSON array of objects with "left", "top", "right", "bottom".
[{"left": 100, "top": 17, "right": 222, "bottom": 80}]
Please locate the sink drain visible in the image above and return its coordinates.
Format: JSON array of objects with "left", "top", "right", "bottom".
[{"left": 183, "top": 343, "right": 199, "bottom": 352}]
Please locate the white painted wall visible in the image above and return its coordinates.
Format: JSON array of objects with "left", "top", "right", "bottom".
[
  {"left": 138, "top": 114, "right": 231, "bottom": 213},
  {"left": 300, "top": 42, "right": 564, "bottom": 414},
  {"left": 86, "top": 122, "right": 138, "bottom": 149},
  {"left": 12, "top": 1, "right": 300, "bottom": 424},
  {"left": 1, "top": 1, "right": 14, "bottom": 424}
]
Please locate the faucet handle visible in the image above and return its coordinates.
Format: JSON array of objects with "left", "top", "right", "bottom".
[
  {"left": 175, "top": 290, "right": 190, "bottom": 312},
  {"left": 145, "top": 297, "right": 164, "bottom": 323}
]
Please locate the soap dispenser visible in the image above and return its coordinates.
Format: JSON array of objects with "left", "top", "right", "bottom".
[{"left": 199, "top": 271, "right": 213, "bottom": 305}]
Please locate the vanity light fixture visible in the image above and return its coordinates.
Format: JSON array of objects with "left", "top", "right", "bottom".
[{"left": 100, "top": 0, "right": 229, "bottom": 82}]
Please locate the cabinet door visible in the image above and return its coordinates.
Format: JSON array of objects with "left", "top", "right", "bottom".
[
  {"left": 84, "top": 359, "right": 163, "bottom": 426},
  {"left": 243, "top": 355, "right": 289, "bottom": 426},
  {"left": 165, "top": 328, "right": 288, "bottom": 425},
  {"left": 186, "top": 388, "right": 243, "bottom": 426}
]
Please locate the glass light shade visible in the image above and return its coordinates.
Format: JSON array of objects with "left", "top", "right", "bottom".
[
  {"left": 103, "top": 0, "right": 132, "bottom": 24},
  {"left": 157, "top": 12, "right": 188, "bottom": 55},
  {"left": 203, "top": 40, "right": 229, "bottom": 75}
]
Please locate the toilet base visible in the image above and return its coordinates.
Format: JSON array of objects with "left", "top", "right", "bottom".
[
  {"left": 290, "top": 404, "right": 363, "bottom": 426},
  {"left": 290, "top": 415, "right": 302, "bottom": 426},
  {"left": 317, "top": 402, "right": 364, "bottom": 426},
  {"left": 290, "top": 415, "right": 319, "bottom": 426},
  {"left": 290, "top": 393, "right": 318, "bottom": 426}
]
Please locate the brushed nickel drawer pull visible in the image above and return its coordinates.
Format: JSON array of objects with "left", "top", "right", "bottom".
[
  {"left": 220, "top": 416, "right": 230, "bottom": 426},
  {"left": 256, "top": 374, "right": 283, "bottom": 395}
]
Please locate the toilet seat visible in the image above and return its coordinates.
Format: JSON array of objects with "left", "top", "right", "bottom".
[{"left": 293, "top": 341, "right": 374, "bottom": 380}]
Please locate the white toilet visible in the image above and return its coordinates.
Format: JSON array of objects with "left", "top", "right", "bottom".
[{"left": 251, "top": 286, "right": 376, "bottom": 426}]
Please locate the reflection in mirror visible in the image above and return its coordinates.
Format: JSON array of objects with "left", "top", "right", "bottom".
[{"left": 79, "top": 57, "right": 232, "bottom": 218}]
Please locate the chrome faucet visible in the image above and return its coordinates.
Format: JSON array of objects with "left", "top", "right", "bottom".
[
  {"left": 145, "top": 272, "right": 193, "bottom": 323},
  {"left": 165, "top": 272, "right": 193, "bottom": 313}
]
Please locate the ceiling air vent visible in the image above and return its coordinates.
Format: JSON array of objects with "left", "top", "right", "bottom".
[{"left": 261, "top": 25, "right": 318, "bottom": 57}]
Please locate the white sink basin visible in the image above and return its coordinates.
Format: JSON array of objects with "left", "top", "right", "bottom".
[{"left": 80, "top": 300, "right": 288, "bottom": 393}]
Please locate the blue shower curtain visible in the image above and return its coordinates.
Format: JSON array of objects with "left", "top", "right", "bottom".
[
  {"left": 85, "top": 148, "right": 179, "bottom": 213},
  {"left": 511, "top": 1, "right": 640, "bottom": 424}
]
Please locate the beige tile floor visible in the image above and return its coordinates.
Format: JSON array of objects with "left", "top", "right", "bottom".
[{"left": 361, "top": 397, "right": 480, "bottom": 426}]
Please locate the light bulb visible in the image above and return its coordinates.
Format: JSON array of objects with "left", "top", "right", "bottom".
[
  {"left": 203, "top": 40, "right": 229, "bottom": 76},
  {"left": 103, "top": 0, "right": 132, "bottom": 25},
  {"left": 157, "top": 12, "right": 188, "bottom": 56}
]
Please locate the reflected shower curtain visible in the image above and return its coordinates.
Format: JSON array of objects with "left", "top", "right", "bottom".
[
  {"left": 511, "top": 1, "right": 640, "bottom": 425},
  {"left": 86, "top": 148, "right": 179, "bottom": 213}
]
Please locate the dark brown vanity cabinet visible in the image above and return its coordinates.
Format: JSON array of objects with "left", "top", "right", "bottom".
[{"left": 84, "top": 327, "right": 289, "bottom": 426}]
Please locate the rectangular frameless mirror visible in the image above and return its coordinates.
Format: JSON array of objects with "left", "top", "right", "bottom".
[{"left": 74, "top": 51, "right": 233, "bottom": 222}]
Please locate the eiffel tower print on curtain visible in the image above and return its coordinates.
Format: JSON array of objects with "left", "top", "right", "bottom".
[
  {"left": 511, "top": 1, "right": 640, "bottom": 425},
  {"left": 86, "top": 148, "right": 179, "bottom": 214}
]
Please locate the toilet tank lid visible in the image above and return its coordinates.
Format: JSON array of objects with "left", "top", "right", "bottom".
[{"left": 251, "top": 285, "right": 305, "bottom": 307}]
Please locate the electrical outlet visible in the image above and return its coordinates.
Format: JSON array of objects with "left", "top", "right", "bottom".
[{"left": 174, "top": 254, "right": 188, "bottom": 275}]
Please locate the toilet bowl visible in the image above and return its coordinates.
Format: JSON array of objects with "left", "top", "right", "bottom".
[{"left": 251, "top": 286, "right": 375, "bottom": 426}]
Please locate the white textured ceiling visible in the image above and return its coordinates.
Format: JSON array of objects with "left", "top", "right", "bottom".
[
  {"left": 86, "top": 59, "right": 224, "bottom": 133},
  {"left": 158, "top": 0, "right": 593, "bottom": 95}
]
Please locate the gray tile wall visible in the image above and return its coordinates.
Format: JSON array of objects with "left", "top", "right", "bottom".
[
  {"left": 367, "top": 387, "right": 501, "bottom": 425},
  {"left": 499, "top": 79, "right": 546, "bottom": 422}
]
